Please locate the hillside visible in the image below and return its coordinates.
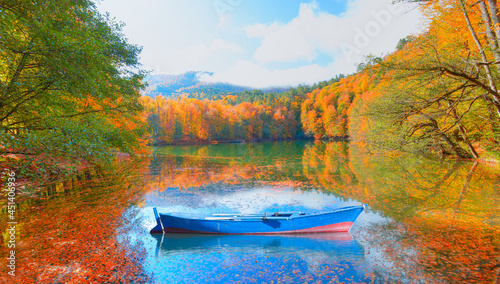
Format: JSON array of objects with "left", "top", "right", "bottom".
[{"left": 142, "top": 71, "right": 287, "bottom": 99}]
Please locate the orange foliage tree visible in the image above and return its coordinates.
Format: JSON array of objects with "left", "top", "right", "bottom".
[
  {"left": 142, "top": 96, "right": 301, "bottom": 144},
  {"left": 368, "top": 0, "right": 500, "bottom": 158},
  {"left": 301, "top": 72, "right": 378, "bottom": 140}
]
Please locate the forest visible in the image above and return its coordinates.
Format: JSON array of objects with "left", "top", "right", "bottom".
[
  {"left": 144, "top": 0, "right": 500, "bottom": 161},
  {"left": 2, "top": 0, "right": 500, "bottom": 184}
]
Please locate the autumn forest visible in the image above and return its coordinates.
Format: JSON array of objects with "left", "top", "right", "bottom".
[
  {"left": 143, "top": 0, "right": 500, "bottom": 162},
  {"left": 1, "top": 0, "right": 500, "bottom": 178}
]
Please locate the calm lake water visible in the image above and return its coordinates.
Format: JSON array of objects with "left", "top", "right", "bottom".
[{"left": 1, "top": 141, "right": 500, "bottom": 283}]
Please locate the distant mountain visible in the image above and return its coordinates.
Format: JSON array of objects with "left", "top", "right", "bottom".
[{"left": 142, "top": 71, "right": 287, "bottom": 99}]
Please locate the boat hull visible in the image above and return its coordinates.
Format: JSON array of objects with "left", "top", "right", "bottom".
[{"left": 150, "top": 205, "right": 364, "bottom": 235}]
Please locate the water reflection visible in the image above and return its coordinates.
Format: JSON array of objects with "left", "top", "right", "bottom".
[
  {"left": 0, "top": 160, "right": 152, "bottom": 283},
  {"left": 145, "top": 141, "right": 500, "bottom": 283},
  {"left": 3, "top": 141, "right": 499, "bottom": 283},
  {"left": 152, "top": 233, "right": 361, "bottom": 256},
  {"left": 146, "top": 186, "right": 362, "bottom": 215},
  {"left": 149, "top": 233, "right": 372, "bottom": 283}
]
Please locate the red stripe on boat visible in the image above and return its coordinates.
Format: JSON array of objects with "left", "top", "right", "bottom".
[{"left": 161, "top": 222, "right": 354, "bottom": 235}]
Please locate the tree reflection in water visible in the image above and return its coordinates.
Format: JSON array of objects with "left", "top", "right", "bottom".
[
  {"left": 0, "top": 161, "right": 152, "bottom": 283},
  {"left": 1, "top": 141, "right": 498, "bottom": 283},
  {"left": 148, "top": 141, "right": 500, "bottom": 283}
]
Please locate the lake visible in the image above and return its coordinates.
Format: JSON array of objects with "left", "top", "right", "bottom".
[{"left": 1, "top": 141, "right": 499, "bottom": 283}]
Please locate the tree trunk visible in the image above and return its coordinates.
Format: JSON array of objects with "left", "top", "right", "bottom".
[
  {"left": 423, "top": 112, "right": 473, "bottom": 158},
  {"left": 486, "top": 0, "right": 500, "bottom": 48},
  {"left": 458, "top": 0, "right": 500, "bottom": 118},
  {"left": 438, "top": 131, "right": 473, "bottom": 158},
  {"left": 478, "top": 0, "right": 500, "bottom": 69},
  {"left": 448, "top": 102, "right": 479, "bottom": 158}
]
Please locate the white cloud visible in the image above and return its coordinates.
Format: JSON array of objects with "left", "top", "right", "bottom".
[
  {"left": 179, "top": 39, "right": 243, "bottom": 67},
  {"left": 254, "top": 24, "right": 317, "bottom": 63},
  {"left": 98, "top": 0, "right": 422, "bottom": 88},
  {"left": 244, "top": 23, "right": 282, "bottom": 39},
  {"left": 200, "top": 0, "right": 421, "bottom": 88},
  {"left": 244, "top": 0, "right": 421, "bottom": 68},
  {"left": 200, "top": 59, "right": 334, "bottom": 88}
]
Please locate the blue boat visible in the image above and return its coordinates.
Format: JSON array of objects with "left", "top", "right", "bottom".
[{"left": 150, "top": 205, "right": 364, "bottom": 234}]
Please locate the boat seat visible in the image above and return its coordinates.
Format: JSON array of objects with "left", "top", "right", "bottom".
[{"left": 273, "top": 213, "right": 292, "bottom": 217}]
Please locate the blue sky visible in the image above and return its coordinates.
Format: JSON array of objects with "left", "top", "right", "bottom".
[{"left": 97, "top": 0, "right": 422, "bottom": 88}]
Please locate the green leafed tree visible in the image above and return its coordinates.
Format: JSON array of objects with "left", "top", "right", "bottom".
[{"left": 0, "top": 0, "right": 147, "bottom": 162}]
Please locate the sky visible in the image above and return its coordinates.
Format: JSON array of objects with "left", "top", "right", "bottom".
[{"left": 96, "top": 0, "right": 423, "bottom": 88}]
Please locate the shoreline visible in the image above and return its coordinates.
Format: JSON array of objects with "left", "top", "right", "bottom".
[
  {"left": 147, "top": 136, "right": 351, "bottom": 147},
  {"left": 2, "top": 139, "right": 498, "bottom": 193}
]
